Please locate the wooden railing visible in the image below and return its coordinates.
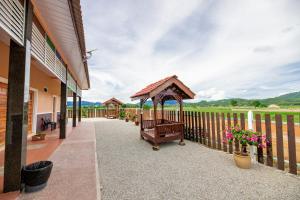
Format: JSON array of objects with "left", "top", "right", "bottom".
[
  {"left": 163, "top": 110, "right": 300, "bottom": 175},
  {"left": 156, "top": 122, "right": 184, "bottom": 137}
]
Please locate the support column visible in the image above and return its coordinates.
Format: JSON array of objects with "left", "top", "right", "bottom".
[
  {"left": 140, "top": 99, "right": 143, "bottom": 131},
  {"left": 161, "top": 100, "right": 164, "bottom": 122},
  {"left": 4, "top": 0, "right": 33, "bottom": 192},
  {"left": 78, "top": 96, "right": 81, "bottom": 122},
  {"left": 59, "top": 82, "right": 67, "bottom": 139},
  {"left": 72, "top": 92, "right": 77, "bottom": 127}
]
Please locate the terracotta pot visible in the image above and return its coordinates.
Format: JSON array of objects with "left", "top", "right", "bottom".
[
  {"left": 233, "top": 152, "right": 251, "bottom": 169},
  {"left": 125, "top": 118, "right": 129, "bottom": 122},
  {"left": 135, "top": 121, "right": 139, "bottom": 126}
]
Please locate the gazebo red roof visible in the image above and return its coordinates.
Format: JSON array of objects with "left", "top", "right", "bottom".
[
  {"left": 131, "top": 75, "right": 175, "bottom": 98},
  {"left": 131, "top": 75, "right": 195, "bottom": 100}
]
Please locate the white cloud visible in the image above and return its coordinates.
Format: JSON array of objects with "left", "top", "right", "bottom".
[
  {"left": 81, "top": 0, "right": 300, "bottom": 102},
  {"left": 196, "top": 88, "right": 225, "bottom": 101}
]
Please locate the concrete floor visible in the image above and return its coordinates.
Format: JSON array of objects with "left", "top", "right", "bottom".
[
  {"left": 95, "top": 118, "right": 300, "bottom": 200},
  {"left": 18, "top": 120, "right": 100, "bottom": 200}
]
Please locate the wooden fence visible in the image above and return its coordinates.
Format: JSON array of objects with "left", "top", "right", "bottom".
[
  {"left": 163, "top": 110, "right": 299, "bottom": 175},
  {"left": 67, "top": 108, "right": 299, "bottom": 175}
]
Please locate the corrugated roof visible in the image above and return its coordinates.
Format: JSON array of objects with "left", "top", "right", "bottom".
[{"left": 68, "top": 0, "right": 90, "bottom": 88}]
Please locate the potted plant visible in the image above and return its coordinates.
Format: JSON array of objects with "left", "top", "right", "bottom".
[
  {"left": 225, "top": 126, "right": 267, "bottom": 169},
  {"left": 22, "top": 160, "right": 53, "bottom": 192},
  {"left": 125, "top": 113, "right": 130, "bottom": 122},
  {"left": 133, "top": 115, "right": 139, "bottom": 126},
  {"left": 119, "top": 109, "right": 125, "bottom": 120}
]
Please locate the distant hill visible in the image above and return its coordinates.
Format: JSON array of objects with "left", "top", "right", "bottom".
[
  {"left": 143, "top": 100, "right": 177, "bottom": 106},
  {"left": 67, "top": 101, "right": 102, "bottom": 107},
  {"left": 67, "top": 91, "right": 300, "bottom": 108},
  {"left": 262, "top": 92, "right": 300, "bottom": 105},
  {"left": 191, "top": 91, "right": 300, "bottom": 107}
]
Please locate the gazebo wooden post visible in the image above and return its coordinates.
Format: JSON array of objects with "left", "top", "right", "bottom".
[
  {"left": 117, "top": 104, "right": 120, "bottom": 118},
  {"left": 152, "top": 97, "right": 159, "bottom": 150},
  {"left": 180, "top": 99, "right": 183, "bottom": 122},
  {"left": 161, "top": 100, "right": 164, "bottom": 123},
  {"left": 179, "top": 98, "right": 185, "bottom": 145},
  {"left": 140, "top": 99, "right": 144, "bottom": 133}
]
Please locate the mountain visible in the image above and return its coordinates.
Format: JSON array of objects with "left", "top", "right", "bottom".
[
  {"left": 143, "top": 100, "right": 177, "bottom": 106},
  {"left": 67, "top": 101, "right": 102, "bottom": 107},
  {"left": 67, "top": 91, "right": 300, "bottom": 108},
  {"left": 262, "top": 91, "right": 300, "bottom": 106},
  {"left": 190, "top": 91, "right": 300, "bottom": 107}
]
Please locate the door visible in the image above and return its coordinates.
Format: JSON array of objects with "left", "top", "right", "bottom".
[
  {"left": 0, "top": 82, "right": 34, "bottom": 144},
  {"left": 0, "top": 82, "right": 7, "bottom": 144}
]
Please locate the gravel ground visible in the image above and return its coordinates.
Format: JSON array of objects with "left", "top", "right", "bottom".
[{"left": 95, "top": 118, "right": 300, "bottom": 200}]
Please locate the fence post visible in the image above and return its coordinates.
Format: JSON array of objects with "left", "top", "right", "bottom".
[
  {"left": 195, "top": 111, "right": 198, "bottom": 142},
  {"left": 265, "top": 114, "right": 273, "bottom": 167},
  {"left": 188, "top": 111, "right": 191, "bottom": 140},
  {"left": 287, "top": 115, "right": 297, "bottom": 175},
  {"left": 275, "top": 114, "right": 284, "bottom": 171},
  {"left": 227, "top": 113, "right": 232, "bottom": 153},
  {"left": 206, "top": 112, "right": 211, "bottom": 147},
  {"left": 202, "top": 112, "right": 206, "bottom": 145},
  {"left": 248, "top": 111, "right": 253, "bottom": 130},
  {"left": 198, "top": 112, "right": 202, "bottom": 144},
  {"left": 211, "top": 112, "right": 216, "bottom": 149},
  {"left": 216, "top": 113, "right": 221, "bottom": 150},
  {"left": 255, "top": 114, "right": 264, "bottom": 164},
  {"left": 248, "top": 111, "right": 256, "bottom": 162},
  {"left": 221, "top": 113, "right": 227, "bottom": 152},
  {"left": 183, "top": 111, "right": 187, "bottom": 139},
  {"left": 233, "top": 113, "right": 239, "bottom": 152}
]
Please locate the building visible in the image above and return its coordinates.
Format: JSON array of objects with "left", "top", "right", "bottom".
[{"left": 0, "top": 0, "right": 89, "bottom": 192}]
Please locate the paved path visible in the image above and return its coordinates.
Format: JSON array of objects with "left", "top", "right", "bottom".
[
  {"left": 19, "top": 120, "right": 100, "bottom": 200},
  {"left": 95, "top": 118, "right": 300, "bottom": 200}
]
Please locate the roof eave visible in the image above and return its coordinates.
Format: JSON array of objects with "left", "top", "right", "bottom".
[{"left": 68, "top": 0, "right": 90, "bottom": 89}]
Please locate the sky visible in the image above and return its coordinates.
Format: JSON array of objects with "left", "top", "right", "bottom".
[{"left": 81, "top": 0, "right": 300, "bottom": 103}]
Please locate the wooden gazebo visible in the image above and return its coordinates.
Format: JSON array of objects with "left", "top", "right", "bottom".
[
  {"left": 103, "top": 97, "right": 123, "bottom": 119},
  {"left": 131, "top": 75, "right": 195, "bottom": 150}
]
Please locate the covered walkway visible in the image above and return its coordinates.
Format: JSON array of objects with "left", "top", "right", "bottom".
[
  {"left": 95, "top": 118, "right": 300, "bottom": 200},
  {"left": 0, "top": 120, "right": 100, "bottom": 200}
]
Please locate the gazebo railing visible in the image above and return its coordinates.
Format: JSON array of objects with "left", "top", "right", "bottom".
[
  {"left": 142, "top": 119, "right": 182, "bottom": 130},
  {"left": 107, "top": 110, "right": 117, "bottom": 116},
  {"left": 155, "top": 122, "right": 184, "bottom": 137}
]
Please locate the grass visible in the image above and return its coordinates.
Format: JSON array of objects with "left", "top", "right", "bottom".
[
  {"left": 70, "top": 105, "right": 300, "bottom": 123},
  {"left": 164, "top": 106, "right": 300, "bottom": 123}
]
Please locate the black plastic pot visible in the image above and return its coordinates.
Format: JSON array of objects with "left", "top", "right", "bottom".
[{"left": 22, "top": 161, "right": 53, "bottom": 193}]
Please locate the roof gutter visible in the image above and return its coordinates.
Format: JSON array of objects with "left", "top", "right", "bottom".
[{"left": 67, "top": 0, "right": 90, "bottom": 89}]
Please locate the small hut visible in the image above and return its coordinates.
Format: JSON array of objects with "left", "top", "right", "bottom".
[
  {"left": 103, "top": 97, "right": 123, "bottom": 119},
  {"left": 131, "top": 75, "right": 195, "bottom": 150}
]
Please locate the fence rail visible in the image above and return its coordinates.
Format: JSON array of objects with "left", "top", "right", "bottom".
[{"left": 68, "top": 108, "right": 299, "bottom": 175}]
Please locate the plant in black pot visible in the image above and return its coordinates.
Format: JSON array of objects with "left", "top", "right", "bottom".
[{"left": 22, "top": 160, "right": 53, "bottom": 192}]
